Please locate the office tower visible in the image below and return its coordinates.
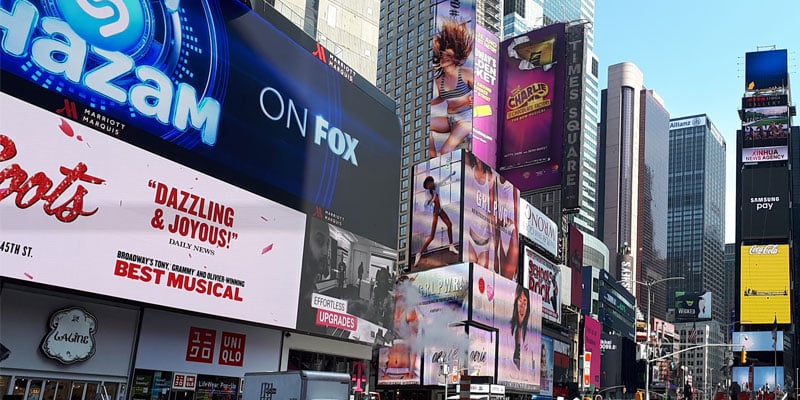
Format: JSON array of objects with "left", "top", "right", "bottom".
[
  {"left": 667, "top": 115, "right": 726, "bottom": 323},
  {"left": 598, "top": 63, "right": 669, "bottom": 321},
  {"left": 252, "top": 0, "right": 381, "bottom": 84},
  {"left": 503, "top": 0, "right": 600, "bottom": 237},
  {"left": 667, "top": 115, "right": 727, "bottom": 394},
  {"left": 735, "top": 48, "right": 794, "bottom": 392}
]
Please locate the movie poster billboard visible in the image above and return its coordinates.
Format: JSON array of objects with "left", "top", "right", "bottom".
[
  {"left": 295, "top": 217, "right": 398, "bottom": 343},
  {"left": 523, "top": 247, "right": 561, "bottom": 323},
  {"left": 463, "top": 152, "right": 520, "bottom": 279},
  {"left": 410, "top": 152, "right": 463, "bottom": 270},
  {"left": 740, "top": 245, "right": 792, "bottom": 324},
  {"left": 674, "top": 291, "right": 713, "bottom": 322},
  {"left": 472, "top": 26, "right": 501, "bottom": 169},
  {"left": 0, "top": 0, "right": 402, "bottom": 248},
  {"left": 0, "top": 93, "right": 307, "bottom": 328},
  {"left": 740, "top": 167, "right": 790, "bottom": 240},
  {"left": 430, "top": 0, "right": 477, "bottom": 158},
  {"left": 745, "top": 49, "right": 788, "bottom": 92},
  {"left": 499, "top": 23, "right": 567, "bottom": 192},
  {"left": 378, "top": 264, "right": 470, "bottom": 386},
  {"left": 584, "top": 316, "right": 602, "bottom": 388},
  {"left": 540, "top": 335, "right": 555, "bottom": 397},
  {"left": 496, "top": 277, "right": 541, "bottom": 391},
  {"left": 519, "top": 198, "right": 558, "bottom": 257},
  {"left": 742, "top": 106, "right": 790, "bottom": 149}
]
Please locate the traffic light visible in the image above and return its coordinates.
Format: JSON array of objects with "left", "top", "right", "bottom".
[{"left": 740, "top": 349, "right": 747, "bottom": 364}]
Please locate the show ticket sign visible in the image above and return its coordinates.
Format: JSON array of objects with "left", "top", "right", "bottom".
[{"left": 0, "top": 93, "right": 306, "bottom": 328}]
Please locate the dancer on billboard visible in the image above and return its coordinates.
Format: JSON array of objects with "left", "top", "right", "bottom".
[
  {"left": 414, "top": 173, "right": 458, "bottom": 267},
  {"left": 430, "top": 18, "right": 475, "bottom": 157}
]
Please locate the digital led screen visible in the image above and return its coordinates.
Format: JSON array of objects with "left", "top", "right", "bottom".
[
  {"left": 410, "top": 152, "right": 463, "bottom": 271},
  {"left": 463, "top": 152, "right": 520, "bottom": 279},
  {"left": 0, "top": 0, "right": 402, "bottom": 248},
  {"left": 499, "top": 23, "right": 567, "bottom": 192},
  {"left": 740, "top": 245, "right": 791, "bottom": 324},
  {"left": 496, "top": 277, "right": 541, "bottom": 391},
  {"left": 740, "top": 167, "right": 790, "bottom": 240},
  {"left": 741, "top": 106, "right": 790, "bottom": 149},
  {"left": 674, "top": 291, "right": 713, "bottom": 322},
  {"left": 745, "top": 49, "right": 788, "bottom": 91},
  {"left": 733, "top": 331, "right": 784, "bottom": 352}
]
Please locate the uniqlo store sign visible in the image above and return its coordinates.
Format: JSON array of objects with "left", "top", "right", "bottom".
[{"left": 186, "top": 327, "right": 246, "bottom": 367}]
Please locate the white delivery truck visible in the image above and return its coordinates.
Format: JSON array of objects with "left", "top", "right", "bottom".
[{"left": 243, "top": 371, "right": 351, "bottom": 400}]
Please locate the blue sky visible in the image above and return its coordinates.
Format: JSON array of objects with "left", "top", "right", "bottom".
[{"left": 593, "top": 0, "right": 800, "bottom": 242}]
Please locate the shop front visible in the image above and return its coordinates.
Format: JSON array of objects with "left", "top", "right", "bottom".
[
  {"left": 131, "top": 309, "right": 283, "bottom": 400},
  {"left": 0, "top": 285, "right": 140, "bottom": 400}
]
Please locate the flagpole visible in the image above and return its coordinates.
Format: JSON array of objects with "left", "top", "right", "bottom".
[{"left": 773, "top": 314, "right": 777, "bottom": 391}]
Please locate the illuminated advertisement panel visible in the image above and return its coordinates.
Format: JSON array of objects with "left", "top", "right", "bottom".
[
  {"left": 674, "top": 291, "right": 713, "bottom": 322},
  {"left": 561, "top": 23, "right": 586, "bottom": 210},
  {"left": 568, "top": 223, "right": 584, "bottom": 307},
  {"left": 600, "top": 331, "right": 622, "bottom": 389},
  {"left": 523, "top": 247, "right": 561, "bottom": 323},
  {"left": 740, "top": 245, "right": 791, "bottom": 324},
  {"left": 468, "top": 327, "right": 498, "bottom": 378},
  {"left": 0, "top": 0, "right": 401, "bottom": 248},
  {"left": 741, "top": 106, "right": 790, "bottom": 149},
  {"left": 295, "top": 217, "right": 398, "bottom": 343},
  {"left": 740, "top": 168, "right": 790, "bottom": 240},
  {"left": 584, "top": 316, "right": 602, "bottom": 388},
  {"left": 410, "top": 152, "right": 463, "bottom": 270},
  {"left": 733, "top": 331, "right": 784, "bottom": 352},
  {"left": 540, "top": 335, "right": 554, "bottom": 397},
  {"left": 496, "top": 277, "right": 541, "bottom": 391},
  {"left": 472, "top": 26, "right": 501, "bottom": 169},
  {"left": 499, "top": 23, "right": 566, "bottom": 192},
  {"left": 430, "top": 0, "right": 477, "bottom": 158},
  {"left": 378, "top": 264, "right": 470, "bottom": 386},
  {"left": 745, "top": 49, "right": 788, "bottom": 91},
  {"left": 732, "top": 367, "right": 784, "bottom": 390},
  {"left": 471, "top": 264, "right": 497, "bottom": 327},
  {"left": 518, "top": 198, "right": 558, "bottom": 257},
  {"left": 463, "top": 152, "right": 520, "bottom": 279},
  {"left": 0, "top": 93, "right": 306, "bottom": 328},
  {"left": 741, "top": 146, "right": 789, "bottom": 163}
]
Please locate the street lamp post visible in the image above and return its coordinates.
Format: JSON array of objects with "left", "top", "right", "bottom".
[{"left": 638, "top": 277, "right": 685, "bottom": 400}]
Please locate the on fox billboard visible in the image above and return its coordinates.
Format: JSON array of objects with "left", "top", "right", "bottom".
[
  {"left": 0, "top": 0, "right": 402, "bottom": 248},
  {"left": 740, "top": 167, "right": 790, "bottom": 240},
  {"left": 498, "top": 23, "right": 567, "bottom": 192}
]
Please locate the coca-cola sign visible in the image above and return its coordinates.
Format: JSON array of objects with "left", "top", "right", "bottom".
[
  {"left": 748, "top": 244, "right": 779, "bottom": 255},
  {"left": 41, "top": 307, "right": 97, "bottom": 364}
]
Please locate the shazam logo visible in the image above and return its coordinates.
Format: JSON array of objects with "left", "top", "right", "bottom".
[{"left": 55, "top": 0, "right": 146, "bottom": 52}]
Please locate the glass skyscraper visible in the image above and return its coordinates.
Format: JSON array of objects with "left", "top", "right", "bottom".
[{"left": 667, "top": 114, "right": 727, "bottom": 394}]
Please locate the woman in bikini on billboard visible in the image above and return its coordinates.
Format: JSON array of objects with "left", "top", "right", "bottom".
[{"left": 429, "top": 18, "right": 475, "bottom": 157}]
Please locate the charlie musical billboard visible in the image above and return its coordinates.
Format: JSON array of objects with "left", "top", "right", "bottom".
[{"left": 498, "top": 23, "right": 567, "bottom": 191}]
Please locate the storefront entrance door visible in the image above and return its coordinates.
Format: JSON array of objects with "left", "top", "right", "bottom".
[{"left": 4, "top": 378, "right": 120, "bottom": 400}]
